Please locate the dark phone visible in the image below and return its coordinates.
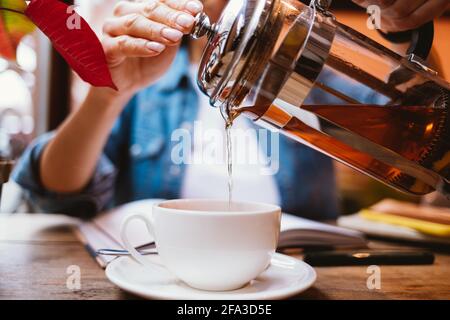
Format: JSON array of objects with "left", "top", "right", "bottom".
[{"left": 303, "top": 251, "right": 435, "bottom": 266}]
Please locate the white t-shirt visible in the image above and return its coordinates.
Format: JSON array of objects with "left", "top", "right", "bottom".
[{"left": 180, "top": 65, "right": 280, "bottom": 205}]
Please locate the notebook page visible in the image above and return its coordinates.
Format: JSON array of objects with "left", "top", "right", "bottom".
[{"left": 281, "top": 213, "right": 365, "bottom": 239}]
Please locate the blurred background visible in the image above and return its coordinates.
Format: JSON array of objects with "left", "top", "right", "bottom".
[{"left": 1, "top": 0, "right": 449, "bottom": 213}]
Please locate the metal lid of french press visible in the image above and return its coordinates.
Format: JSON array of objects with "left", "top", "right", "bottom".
[{"left": 190, "top": 0, "right": 273, "bottom": 107}]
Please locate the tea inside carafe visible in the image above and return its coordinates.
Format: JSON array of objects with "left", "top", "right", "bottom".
[{"left": 233, "top": 97, "right": 449, "bottom": 196}]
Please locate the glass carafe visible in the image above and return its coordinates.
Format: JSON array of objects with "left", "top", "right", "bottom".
[{"left": 190, "top": 0, "right": 450, "bottom": 196}]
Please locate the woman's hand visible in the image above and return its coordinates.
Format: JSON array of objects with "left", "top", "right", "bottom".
[
  {"left": 102, "top": 0, "right": 203, "bottom": 96},
  {"left": 352, "top": 0, "right": 449, "bottom": 31}
]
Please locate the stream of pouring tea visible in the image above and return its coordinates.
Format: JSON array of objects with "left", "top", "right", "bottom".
[
  {"left": 221, "top": 103, "right": 234, "bottom": 209},
  {"left": 225, "top": 121, "right": 233, "bottom": 209}
]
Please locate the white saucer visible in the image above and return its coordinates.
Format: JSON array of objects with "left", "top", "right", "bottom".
[{"left": 105, "top": 253, "right": 316, "bottom": 300}]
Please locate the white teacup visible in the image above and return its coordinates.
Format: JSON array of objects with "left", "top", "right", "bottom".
[{"left": 121, "top": 199, "right": 281, "bottom": 291}]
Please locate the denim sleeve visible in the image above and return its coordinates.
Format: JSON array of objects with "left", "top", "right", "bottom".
[
  {"left": 11, "top": 132, "right": 117, "bottom": 219},
  {"left": 11, "top": 96, "right": 136, "bottom": 218}
]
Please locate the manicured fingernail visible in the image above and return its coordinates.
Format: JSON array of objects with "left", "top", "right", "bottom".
[
  {"left": 162, "top": 28, "right": 183, "bottom": 42},
  {"left": 176, "top": 13, "right": 195, "bottom": 28},
  {"left": 146, "top": 42, "right": 165, "bottom": 52},
  {"left": 185, "top": 1, "right": 203, "bottom": 14}
]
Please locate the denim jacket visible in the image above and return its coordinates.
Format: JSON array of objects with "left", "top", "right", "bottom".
[{"left": 12, "top": 48, "right": 338, "bottom": 220}]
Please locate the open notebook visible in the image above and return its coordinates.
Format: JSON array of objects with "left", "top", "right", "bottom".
[{"left": 75, "top": 199, "right": 367, "bottom": 268}]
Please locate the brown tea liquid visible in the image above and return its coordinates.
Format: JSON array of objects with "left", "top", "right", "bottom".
[
  {"left": 237, "top": 101, "right": 449, "bottom": 196},
  {"left": 225, "top": 120, "right": 233, "bottom": 209},
  {"left": 221, "top": 104, "right": 239, "bottom": 209}
]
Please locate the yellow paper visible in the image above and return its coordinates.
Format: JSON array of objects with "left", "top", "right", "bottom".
[{"left": 360, "top": 209, "right": 450, "bottom": 238}]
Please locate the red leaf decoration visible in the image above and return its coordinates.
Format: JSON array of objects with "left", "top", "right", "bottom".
[
  {"left": 25, "top": 0, "right": 117, "bottom": 90},
  {"left": 0, "top": 15, "right": 15, "bottom": 60}
]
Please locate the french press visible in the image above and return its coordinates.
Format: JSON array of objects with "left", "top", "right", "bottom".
[{"left": 190, "top": 0, "right": 450, "bottom": 196}]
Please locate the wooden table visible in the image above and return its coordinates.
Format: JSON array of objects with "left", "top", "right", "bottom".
[{"left": 1, "top": 213, "right": 449, "bottom": 300}]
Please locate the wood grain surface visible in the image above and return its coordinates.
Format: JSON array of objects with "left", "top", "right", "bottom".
[{"left": 1, "top": 214, "right": 449, "bottom": 300}]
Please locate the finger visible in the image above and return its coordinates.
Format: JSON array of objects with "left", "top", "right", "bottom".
[
  {"left": 103, "top": 14, "right": 184, "bottom": 46},
  {"left": 352, "top": 0, "right": 396, "bottom": 9},
  {"left": 113, "top": 1, "right": 142, "bottom": 17},
  {"left": 372, "top": 0, "right": 397, "bottom": 9},
  {"left": 381, "top": 0, "right": 428, "bottom": 19},
  {"left": 381, "top": 0, "right": 448, "bottom": 31},
  {"left": 161, "top": 0, "right": 203, "bottom": 15},
  {"left": 143, "top": 1, "right": 196, "bottom": 33},
  {"left": 114, "top": 0, "right": 196, "bottom": 33},
  {"left": 103, "top": 35, "right": 166, "bottom": 65}
]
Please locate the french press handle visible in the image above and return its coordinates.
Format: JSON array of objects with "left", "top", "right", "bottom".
[
  {"left": 310, "top": 0, "right": 435, "bottom": 61},
  {"left": 378, "top": 21, "right": 435, "bottom": 60}
]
